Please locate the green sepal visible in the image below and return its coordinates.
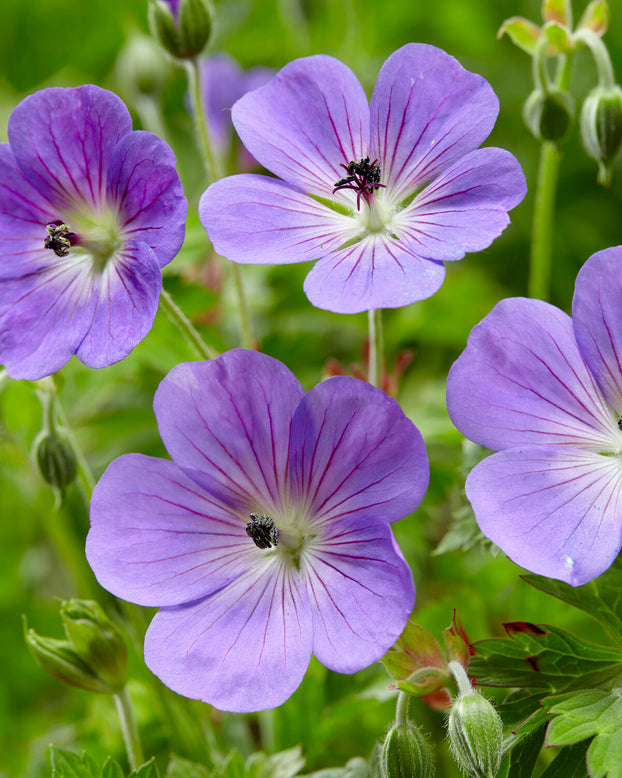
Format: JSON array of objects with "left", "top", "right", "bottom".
[
  {"left": 580, "top": 85, "right": 622, "bottom": 185},
  {"left": 381, "top": 724, "right": 434, "bottom": 778},
  {"left": 178, "top": 0, "right": 213, "bottom": 58},
  {"left": 447, "top": 693, "right": 503, "bottom": 778},
  {"left": 382, "top": 621, "right": 446, "bottom": 682},
  {"left": 444, "top": 612, "right": 471, "bottom": 668},
  {"left": 577, "top": 0, "right": 609, "bottom": 37},
  {"left": 523, "top": 88, "right": 575, "bottom": 143},
  {"left": 148, "top": 0, "right": 182, "bottom": 59},
  {"left": 543, "top": 21, "right": 572, "bottom": 53},
  {"left": 542, "top": 0, "right": 570, "bottom": 25},
  {"left": 497, "top": 16, "right": 542, "bottom": 55}
]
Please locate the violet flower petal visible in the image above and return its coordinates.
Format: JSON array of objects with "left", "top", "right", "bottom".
[
  {"left": 0, "top": 253, "right": 98, "bottom": 379},
  {"left": 290, "top": 376, "right": 429, "bottom": 525},
  {"left": 200, "top": 174, "right": 356, "bottom": 264},
  {"left": 303, "top": 233, "right": 446, "bottom": 314},
  {"left": 396, "top": 148, "right": 527, "bottom": 261},
  {"left": 8, "top": 85, "right": 132, "bottom": 212},
  {"left": 154, "top": 350, "right": 305, "bottom": 513},
  {"left": 466, "top": 446, "right": 622, "bottom": 586},
  {"left": 446, "top": 297, "right": 615, "bottom": 452},
  {"left": 74, "top": 240, "right": 162, "bottom": 368},
  {"left": 573, "top": 246, "right": 622, "bottom": 410},
  {"left": 369, "top": 43, "right": 499, "bottom": 202},
  {"left": 144, "top": 556, "right": 313, "bottom": 712},
  {"left": 87, "top": 454, "right": 253, "bottom": 606},
  {"left": 303, "top": 516, "right": 414, "bottom": 671},
  {"left": 231, "top": 55, "right": 369, "bottom": 197},
  {"left": 108, "top": 131, "right": 187, "bottom": 267}
]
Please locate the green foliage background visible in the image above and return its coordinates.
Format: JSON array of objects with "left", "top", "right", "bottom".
[{"left": 1, "top": 0, "right": 622, "bottom": 776}]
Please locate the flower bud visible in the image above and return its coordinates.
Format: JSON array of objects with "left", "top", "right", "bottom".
[
  {"left": 149, "top": 0, "right": 213, "bottom": 60},
  {"left": 33, "top": 430, "right": 77, "bottom": 496},
  {"left": 523, "top": 88, "right": 575, "bottom": 143},
  {"left": 580, "top": 85, "right": 622, "bottom": 185},
  {"left": 115, "top": 32, "right": 170, "bottom": 99},
  {"left": 25, "top": 600, "right": 127, "bottom": 694},
  {"left": 381, "top": 723, "right": 435, "bottom": 778},
  {"left": 447, "top": 692, "right": 503, "bottom": 778}
]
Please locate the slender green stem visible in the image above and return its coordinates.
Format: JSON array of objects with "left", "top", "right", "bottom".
[
  {"left": 160, "top": 287, "right": 218, "bottom": 360},
  {"left": 185, "top": 57, "right": 255, "bottom": 349},
  {"left": 186, "top": 58, "right": 222, "bottom": 181},
  {"left": 395, "top": 691, "right": 411, "bottom": 727},
  {"left": 367, "top": 309, "right": 384, "bottom": 387},
  {"left": 576, "top": 29, "right": 615, "bottom": 88},
  {"left": 528, "top": 140, "right": 561, "bottom": 301},
  {"left": 114, "top": 686, "right": 145, "bottom": 771}
]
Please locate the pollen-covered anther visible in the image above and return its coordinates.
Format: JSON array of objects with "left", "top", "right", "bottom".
[
  {"left": 246, "top": 513, "right": 279, "bottom": 549},
  {"left": 44, "top": 220, "right": 76, "bottom": 257},
  {"left": 332, "top": 156, "right": 385, "bottom": 210}
]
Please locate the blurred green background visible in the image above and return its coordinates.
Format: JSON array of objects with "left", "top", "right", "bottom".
[{"left": 2, "top": 0, "right": 622, "bottom": 776}]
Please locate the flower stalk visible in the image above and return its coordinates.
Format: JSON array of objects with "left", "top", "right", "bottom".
[
  {"left": 159, "top": 286, "right": 218, "bottom": 359},
  {"left": 114, "top": 686, "right": 144, "bottom": 771},
  {"left": 368, "top": 309, "right": 384, "bottom": 388}
]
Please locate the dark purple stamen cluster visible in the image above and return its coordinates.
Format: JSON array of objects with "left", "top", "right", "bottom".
[
  {"left": 332, "top": 156, "right": 385, "bottom": 210},
  {"left": 44, "top": 220, "right": 76, "bottom": 257},
  {"left": 246, "top": 513, "right": 279, "bottom": 549}
]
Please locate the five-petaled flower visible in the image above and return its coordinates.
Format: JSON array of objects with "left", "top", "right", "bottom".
[
  {"left": 0, "top": 85, "right": 186, "bottom": 380},
  {"left": 200, "top": 43, "right": 526, "bottom": 314},
  {"left": 86, "top": 349, "right": 429, "bottom": 711},
  {"left": 447, "top": 247, "right": 622, "bottom": 587}
]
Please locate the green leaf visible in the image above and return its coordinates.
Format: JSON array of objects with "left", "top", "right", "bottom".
[
  {"left": 546, "top": 690, "right": 622, "bottom": 778},
  {"left": 539, "top": 741, "right": 590, "bottom": 777},
  {"left": 102, "top": 759, "right": 125, "bottom": 778},
  {"left": 522, "top": 558, "right": 622, "bottom": 646},
  {"left": 165, "top": 755, "right": 210, "bottom": 778},
  {"left": 498, "top": 16, "right": 542, "bottom": 54},
  {"left": 214, "top": 752, "right": 246, "bottom": 778},
  {"left": 498, "top": 721, "right": 546, "bottom": 778},
  {"left": 470, "top": 623, "right": 622, "bottom": 692},
  {"left": 50, "top": 748, "right": 102, "bottom": 778},
  {"left": 129, "top": 759, "right": 160, "bottom": 778},
  {"left": 302, "top": 757, "right": 370, "bottom": 777},
  {"left": 248, "top": 746, "right": 305, "bottom": 778}
]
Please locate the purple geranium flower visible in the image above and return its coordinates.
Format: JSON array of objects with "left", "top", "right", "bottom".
[
  {"left": 200, "top": 43, "right": 526, "bottom": 314},
  {"left": 447, "top": 247, "right": 622, "bottom": 587},
  {"left": 86, "top": 349, "right": 428, "bottom": 711},
  {"left": 0, "top": 85, "right": 186, "bottom": 380},
  {"left": 199, "top": 54, "right": 273, "bottom": 170}
]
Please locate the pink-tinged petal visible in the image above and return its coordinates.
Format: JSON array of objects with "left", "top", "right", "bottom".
[
  {"left": 370, "top": 43, "right": 499, "bottom": 202},
  {"left": 107, "top": 131, "right": 186, "bottom": 267},
  {"left": 144, "top": 556, "right": 312, "bottom": 712},
  {"left": 466, "top": 447, "right": 622, "bottom": 586},
  {"left": 289, "top": 376, "right": 428, "bottom": 524},
  {"left": 303, "top": 516, "right": 414, "bottom": 671},
  {"left": 8, "top": 86, "right": 132, "bottom": 212},
  {"left": 572, "top": 247, "right": 622, "bottom": 410},
  {"left": 447, "top": 298, "right": 616, "bottom": 452},
  {"left": 200, "top": 174, "right": 356, "bottom": 264},
  {"left": 303, "top": 233, "right": 446, "bottom": 314},
  {"left": 395, "top": 148, "right": 526, "bottom": 261},
  {"left": 87, "top": 454, "right": 254, "bottom": 607},
  {"left": 0, "top": 252, "right": 98, "bottom": 380},
  {"left": 75, "top": 240, "right": 162, "bottom": 368},
  {"left": 232, "top": 55, "right": 370, "bottom": 197},
  {"left": 154, "top": 350, "right": 305, "bottom": 513}
]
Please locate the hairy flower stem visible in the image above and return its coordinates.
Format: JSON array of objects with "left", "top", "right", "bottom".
[
  {"left": 114, "top": 686, "right": 144, "bottom": 771},
  {"left": 160, "top": 287, "right": 218, "bottom": 359},
  {"left": 528, "top": 140, "right": 561, "bottom": 301},
  {"left": 395, "top": 690, "right": 411, "bottom": 727},
  {"left": 186, "top": 57, "right": 255, "bottom": 350},
  {"left": 368, "top": 309, "right": 384, "bottom": 387}
]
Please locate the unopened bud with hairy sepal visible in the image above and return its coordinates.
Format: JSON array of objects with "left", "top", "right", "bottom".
[
  {"left": 149, "top": 0, "right": 213, "bottom": 60},
  {"left": 580, "top": 85, "right": 622, "bottom": 185},
  {"left": 25, "top": 599, "right": 127, "bottom": 694},
  {"left": 33, "top": 430, "right": 77, "bottom": 497},
  {"left": 381, "top": 723, "right": 434, "bottom": 778},
  {"left": 523, "top": 88, "right": 575, "bottom": 143},
  {"left": 447, "top": 690, "right": 503, "bottom": 778}
]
